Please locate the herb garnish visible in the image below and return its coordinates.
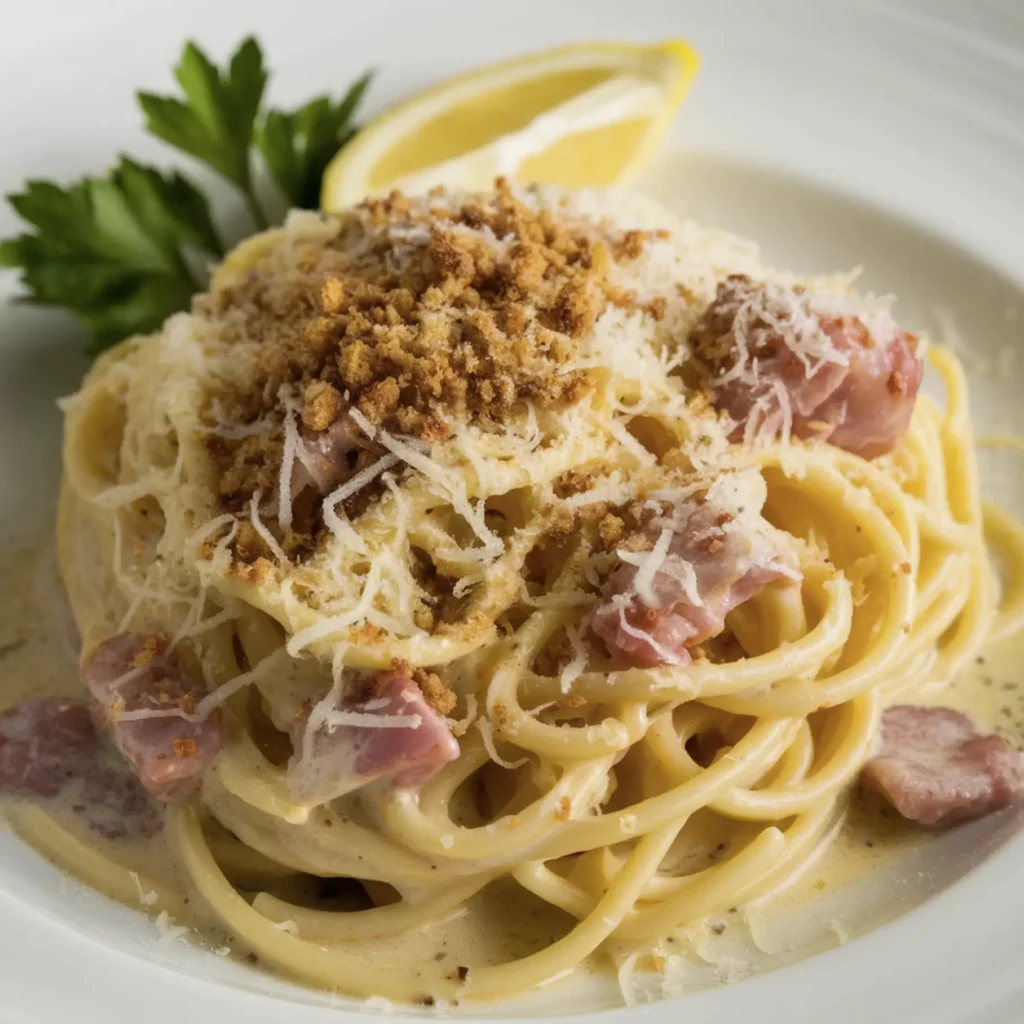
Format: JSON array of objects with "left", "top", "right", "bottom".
[{"left": 0, "top": 37, "right": 370, "bottom": 353}]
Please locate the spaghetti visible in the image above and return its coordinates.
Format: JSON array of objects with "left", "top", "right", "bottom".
[{"left": 21, "top": 181, "right": 1024, "bottom": 1004}]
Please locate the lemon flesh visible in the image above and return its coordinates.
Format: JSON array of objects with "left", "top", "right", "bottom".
[{"left": 322, "top": 40, "right": 699, "bottom": 211}]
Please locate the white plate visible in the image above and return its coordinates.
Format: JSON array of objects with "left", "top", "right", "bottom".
[{"left": 2, "top": 0, "right": 1024, "bottom": 1020}]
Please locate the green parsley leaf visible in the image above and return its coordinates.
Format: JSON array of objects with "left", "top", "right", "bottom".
[
  {"left": 257, "top": 71, "right": 372, "bottom": 209},
  {"left": 0, "top": 159, "right": 220, "bottom": 352},
  {"left": 138, "top": 37, "right": 269, "bottom": 227},
  {"left": 1, "top": 35, "right": 370, "bottom": 355},
  {"left": 114, "top": 157, "right": 224, "bottom": 257}
]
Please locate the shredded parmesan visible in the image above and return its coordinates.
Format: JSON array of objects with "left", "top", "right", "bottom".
[
  {"left": 724, "top": 282, "right": 850, "bottom": 389},
  {"left": 277, "top": 389, "right": 301, "bottom": 531},
  {"left": 560, "top": 623, "right": 589, "bottom": 693},
  {"left": 321, "top": 710, "right": 424, "bottom": 730},
  {"left": 362, "top": 996, "right": 396, "bottom": 1014},
  {"left": 605, "top": 416, "right": 656, "bottom": 467},
  {"left": 129, "top": 870, "right": 159, "bottom": 907},
  {"left": 249, "top": 491, "right": 289, "bottom": 567},
  {"left": 618, "top": 527, "right": 673, "bottom": 605},
  {"left": 615, "top": 600, "right": 683, "bottom": 665},
  {"left": 477, "top": 717, "right": 529, "bottom": 770},
  {"left": 203, "top": 417, "right": 274, "bottom": 439},
  {"left": 286, "top": 560, "right": 384, "bottom": 656},
  {"left": 154, "top": 910, "right": 189, "bottom": 944},
  {"left": 323, "top": 453, "right": 400, "bottom": 509},
  {"left": 448, "top": 693, "right": 479, "bottom": 737},
  {"left": 526, "top": 701, "right": 557, "bottom": 717},
  {"left": 349, "top": 408, "right": 501, "bottom": 559}
]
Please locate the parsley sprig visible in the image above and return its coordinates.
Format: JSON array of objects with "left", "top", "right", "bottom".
[{"left": 0, "top": 37, "right": 370, "bottom": 352}]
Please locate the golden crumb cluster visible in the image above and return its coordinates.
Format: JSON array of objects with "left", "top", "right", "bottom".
[{"left": 205, "top": 180, "right": 669, "bottom": 511}]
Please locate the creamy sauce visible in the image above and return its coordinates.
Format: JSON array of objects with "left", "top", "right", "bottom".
[
  {"left": 0, "top": 536, "right": 218, "bottom": 941},
  {"left": 323, "top": 880, "right": 574, "bottom": 971},
  {"left": 4, "top": 525, "right": 1024, "bottom": 998},
  {"left": 0, "top": 533, "right": 576, "bottom": 976}
]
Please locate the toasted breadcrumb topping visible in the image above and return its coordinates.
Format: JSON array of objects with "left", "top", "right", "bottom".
[
  {"left": 412, "top": 668, "right": 458, "bottom": 717},
  {"left": 132, "top": 633, "right": 170, "bottom": 669},
  {"left": 204, "top": 179, "right": 665, "bottom": 511}
]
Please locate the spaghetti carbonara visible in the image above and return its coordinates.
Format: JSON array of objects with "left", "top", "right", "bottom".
[{"left": 7, "top": 180, "right": 1024, "bottom": 1005}]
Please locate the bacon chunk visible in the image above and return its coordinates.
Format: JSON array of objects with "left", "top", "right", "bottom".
[
  {"left": 291, "top": 415, "right": 377, "bottom": 498},
  {"left": 592, "top": 495, "right": 799, "bottom": 668},
  {"left": 0, "top": 697, "right": 159, "bottom": 837},
  {"left": 1, "top": 698, "right": 97, "bottom": 797},
  {"left": 289, "top": 671, "right": 460, "bottom": 803},
  {"left": 82, "top": 634, "right": 222, "bottom": 801},
  {"left": 692, "top": 276, "right": 924, "bottom": 459},
  {"left": 862, "top": 705, "right": 1024, "bottom": 825}
]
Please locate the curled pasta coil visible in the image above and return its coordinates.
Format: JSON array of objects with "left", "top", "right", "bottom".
[{"left": 42, "top": 193, "right": 1024, "bottom": 1005}]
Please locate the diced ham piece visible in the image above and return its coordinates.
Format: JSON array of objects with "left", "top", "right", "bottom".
[
  {"left": 862, "top": 705, "right": 1024, "bottom": 825},
  {"left": 81, "top": 634, "right": 223, "bottom": 801},
  {"left": 0, "top": 697, "right": 159, "bottom": 838},
  {"left": 592, "top": 497, "right": 799, "bottom": 668},
  {"left": 692, "top": 276, "right": 924, "bottom": 459},
  {"left": 291, "top": 415, "right": 375, "bottom": 498},
  {"left": 289, "top": 671, "right": 459, "bottom": 804},
  {"left": 0, "top": 698, "right": 96, "bottom": 797}
]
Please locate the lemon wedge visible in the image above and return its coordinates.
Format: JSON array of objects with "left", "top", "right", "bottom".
[{"left": 321, "top": 39, "right": 699, "bottom": 210}]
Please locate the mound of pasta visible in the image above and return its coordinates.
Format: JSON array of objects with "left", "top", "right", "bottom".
[{"left": 22, "top": 180, "right": 1024, "bottom": 1004}]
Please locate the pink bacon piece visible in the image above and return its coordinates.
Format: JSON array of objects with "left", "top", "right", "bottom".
[
  {"left": 289, "top": 671, "right": 459, "bottom": 804},
  {"left": 692, "top": 275, "right": 924, "bottom": 459},
  {"left": 82, "top": 634, "right": 223, "bottom": 801},
  {"left": 0, "top": 697, "right": 159, "bottom": 838},
  {"left": 862, "top": 705, "right": 1024, "bottom": 825},
  {"left": 592, "top": 499, "right": 799, "bottom": 668}
]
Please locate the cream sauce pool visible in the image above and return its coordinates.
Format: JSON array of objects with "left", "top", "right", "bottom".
[
  {"left": 0, "top": 535, "right": 575, "bottom": 975},
  {"left": 2, "top": 527, "right": 1023, "bottom": 996},
  {"left": 5, "top": 144, "right": 1024, "bottom": 997}
]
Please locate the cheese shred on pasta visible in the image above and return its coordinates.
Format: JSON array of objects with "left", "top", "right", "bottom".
[{"left": 42, "top": 180, "right": 1024, "bottom": 1007}]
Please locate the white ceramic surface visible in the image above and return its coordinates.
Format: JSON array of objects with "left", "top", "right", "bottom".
[{"left": 2, "top": 1, "right": 1024, "bottom": 1021}]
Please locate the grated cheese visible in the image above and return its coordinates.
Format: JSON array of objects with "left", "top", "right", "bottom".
[
  {"left": 560, "top": 623, "right": 589, "bottom": 694},
  {"left": 614, "top": 598, "right": 683, "bottom": 665},
  {"left": 349, "top": 408, "right": 501, "bottom": 560},
  {"left": 154, "top": 910, "right": 189, "bottom": 944},
  {"left": 202, "top": 416, "right": 274, "bottom": 439},
  {"left": 249, "top": 491, "right": 289, "bottom": 567},
  {"left": 618, "top": 527, "right": 674, "bottom": 605},
  {"left": 723, "top": 282, "right": 850, "bottom": 390},
  {"left": 320, "top": 710, "right": 424, "bottom": 730},
  {"left": 447, "top": 693, "right": 479, "bottom": 737},
  {"left": 605, "top": 416, "right": 656, "bottom": 467},
  {"left": 477, "top": 717, "right": 528, "bottom": 770},
  {"left": 563, "top": 474, "right": 628, "bottom": 508},
  {"left": 129, "top": 870, "right": 159, "bottom": 907},
  {"left": 286, "top": 561, "right": 384, "bottom": 656},
  {"left": 525, "top": 701, "right": 557, "bottom": 717},
  {"left": 277, "top": 391, "right": 301, "bottom": 531},
  {"left": 362, "top": 996, "right": 396, "bottom": 1014},
  {"left": 114, "top": 646, "right": 284, "bottom": 725},
  {"left": 323, "top": 453, "right": 399, "bottom": 509}
]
